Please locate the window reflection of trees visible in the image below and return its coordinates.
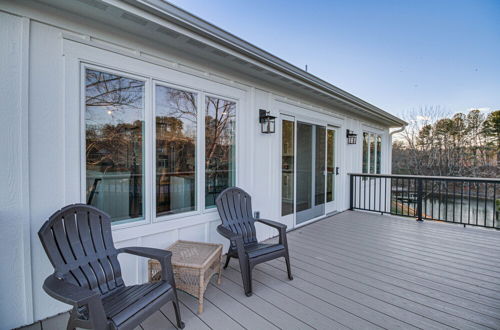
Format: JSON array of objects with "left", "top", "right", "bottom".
[
  {"left": 205, "top": 96, "right": 236, "bottom": 207},
  {"left": 155, "top": 86, "right": 197, "bottom": 215},
  {"left": 85, "top": 69, "right": 145, "bottom": 221}
]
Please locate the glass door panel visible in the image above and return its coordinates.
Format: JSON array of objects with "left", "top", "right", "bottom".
[
  {"left": 326, "top": 129, "right": 335, "bottom": 202},
  {"left": 315, "top": 126, "right": 326, "bottom": 206},
  {"left": 296, "top": 122, "right": 312, "bottom": 218},
  {"left": 296, "top": 122, "right": 325, "bottom": 224},
  {"left": 281, "top": 119, "right": 295, "bottom": 216},
  {"left": 325, "top": 127, "right": 338, "bottom": 213}
]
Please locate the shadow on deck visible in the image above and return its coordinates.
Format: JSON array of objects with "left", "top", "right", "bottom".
[{"left": 25, "top": 211, "right": 500, "bottom": 330}]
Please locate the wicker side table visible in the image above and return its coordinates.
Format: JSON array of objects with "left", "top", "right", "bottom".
[{"left": 148, "top": 240, "right": 223, "bottom": 314}]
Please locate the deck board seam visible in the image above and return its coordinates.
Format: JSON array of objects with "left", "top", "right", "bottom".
[
  {"left": 219, "top": 272, "right": 318, "bottom": 330},
  {"left": 230, "top": 264, "right": 412, "bottom": 330},
  {"left": 315, "top": 219, "right": 500, "bottom": 260},
  {"left": 205, "top": 283, "right": 281, "bottom": 330},
  {"left": 289, "top": 235, "right": 500, "bottom": 302},
  {"left": 288, "top": 235, "right": 500, "bottom": 299},
  {"left": 284, "top": 248, "right": 500, "bottom": 316},
  {"left": 268, "top": 257, "right": 500, "bottom": 329},
  {"left": 258, "top": 263, "right": 463, "bottom": 330},
  {"left": 299, "top": 225, "right": 500, "bottom": 277},
  {"left": 290, "top": 231, "right": 500, "bottom": 290}
]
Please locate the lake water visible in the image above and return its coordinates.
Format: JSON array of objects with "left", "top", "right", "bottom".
[{"left": 422, "top": 196, "right": 497, "bottom": 227}]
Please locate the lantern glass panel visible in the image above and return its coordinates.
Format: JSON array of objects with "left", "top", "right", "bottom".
[{"left": 269, "top": 118, "right": 275, "bottom": 133}]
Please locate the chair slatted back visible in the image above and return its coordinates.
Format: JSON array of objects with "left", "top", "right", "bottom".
[
  {"left": 216, "top": 187, "right": 257, "bottom": 247},
  {"left": 38, "top": 204, "right": 124, "bottom": 295}
]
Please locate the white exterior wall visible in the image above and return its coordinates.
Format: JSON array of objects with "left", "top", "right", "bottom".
[
  {"left": 0, "top": 12, "right": 33, "bottom": 330},
  {"left": 0, "top": 2, "right": 393, "bottom": 328}
]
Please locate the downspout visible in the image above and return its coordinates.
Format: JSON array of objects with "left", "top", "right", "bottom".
[{"left": 388, "top": 125, "right": 407, "bottom": 174}]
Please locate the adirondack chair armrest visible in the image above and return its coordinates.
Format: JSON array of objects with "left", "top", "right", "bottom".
[
  {"left": 217, "top": 225, "right": 247, "bottom": 257},
  {"left": 256, "top": 219, "right": 288, "bottom": 245},
  {"left": 119, "top": 246, "right": 172, "bottom": 260},
  {"left": 43, "top": 274, "right": 101, "bottom": 306},
  {"left": 119, "top": 247, "right": 175, "bottom": 283},
  {"left": 216, "top": 225, "right": 242, "bottom": 240},
  {"left": 256, "top": 218, "right": 287, "bottom": 229}
]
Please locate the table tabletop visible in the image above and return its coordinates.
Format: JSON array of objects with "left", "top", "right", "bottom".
[{"left": 166, "top": 240, "right": 222, "bottom": 269}]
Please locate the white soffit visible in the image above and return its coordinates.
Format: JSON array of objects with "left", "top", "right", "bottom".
[{"left": 41, "top": 0, "right": 407, "bottom": 127}]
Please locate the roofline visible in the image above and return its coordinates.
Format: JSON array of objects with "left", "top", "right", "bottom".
[{"left": 120, "top": 0, "right": 407, "bottom": 127}]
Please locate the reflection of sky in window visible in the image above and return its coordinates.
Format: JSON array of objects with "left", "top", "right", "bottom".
[
  {"left": 155, "top": 85, "right": 197, "bottom": 138},
  {"left": 85, "top": 69, "right": 144, "bottom": 127}
]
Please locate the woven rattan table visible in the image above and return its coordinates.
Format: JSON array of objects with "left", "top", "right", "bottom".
[{"left": 148, "top": 240, "right": 222, "bottom": 314}]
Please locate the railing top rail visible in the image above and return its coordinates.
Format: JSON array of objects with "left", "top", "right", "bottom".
[{"left": 348, "top": 173, "right": 500, "bottom": 183}]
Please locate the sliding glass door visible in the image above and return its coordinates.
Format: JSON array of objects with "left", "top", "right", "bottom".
[{"left": 281, "top": 115, "right": 339, "bottom": 227}]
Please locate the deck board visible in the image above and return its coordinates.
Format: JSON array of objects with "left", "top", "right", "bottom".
[{"left": 22, "top": 211, "right": 500, "bottom": 330}]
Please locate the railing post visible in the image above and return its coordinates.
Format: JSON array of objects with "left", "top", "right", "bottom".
[
  {"left": 349, "top": 175, "right": 354, "bottom": 210},
  {"left": 416, "top": 178, "right": 423, "bottom": 222}
]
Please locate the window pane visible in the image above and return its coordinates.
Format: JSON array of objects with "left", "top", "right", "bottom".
[
  {"left": 205, "top": 96, "right": 236, "bottom": 208},
  {"left": 376, "top": 135, "right": 382, "bottom": 174},
  {"left": 282, "top": 120, "right": 294, "bottom": 216},
  {"left": 85, "top": 69, "right": 145, "bottom": 223},
  {"left": 362, "top": 132, "right": 369, "bottom": 173},
  {"left": 369, "top": 134, "right": 376, "bottom": 174},
  {"left": 155, "top": 85, "right": 197, "bottom": 216}
]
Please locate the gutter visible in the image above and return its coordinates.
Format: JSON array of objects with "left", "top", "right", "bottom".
[
  {"left": 118, "top": 0, "right": 407, "bottom": 127},
  {"left": 389, "top": 125, "right": 406, "bottom": 137}
]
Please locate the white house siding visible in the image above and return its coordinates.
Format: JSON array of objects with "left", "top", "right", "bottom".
[
  {"left": 0, "top": 12, "right": 32, "bottom": 330},
  {"left": 0, "top": 1, "right": 394, "bottom": 327}
]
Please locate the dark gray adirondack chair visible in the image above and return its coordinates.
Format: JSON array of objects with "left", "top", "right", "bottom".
[
  {"left": 215, "top": 187, "right": 292, "bottom": 296},
  {"left": 38, "top": 204, "right": 185, "bottom": 330}
]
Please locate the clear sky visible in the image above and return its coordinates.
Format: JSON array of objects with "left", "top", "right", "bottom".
[{"left": 167, "top": 0, "right": 500, "bottom": 118}]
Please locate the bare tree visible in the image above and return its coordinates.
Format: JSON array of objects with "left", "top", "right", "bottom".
[{"left": 393, "top": 107, "right": 499, "bottom": 178}]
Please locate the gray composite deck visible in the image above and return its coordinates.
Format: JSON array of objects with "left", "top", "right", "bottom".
[{"left": 25, "top": 211, "right": 500, "bottom": 330}]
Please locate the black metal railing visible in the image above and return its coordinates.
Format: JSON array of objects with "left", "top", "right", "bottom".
[{"left": 349, "top": 173, "right": 500, "bottom": 229}]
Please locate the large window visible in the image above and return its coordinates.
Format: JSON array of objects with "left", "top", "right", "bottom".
[
  {"left": 155, "top": 85, "right": 197, "bottom": 216},
  {"left": 205, "top": 96, "right": 236, "bottom": 208},
  {"left": 84, "top": 66, "right": 237, "bottom": 224},
  {"left": 85, "top": 68, "right": 145, "bottom": 223},
  {"left": 362, "top": 132, "right": 382, "bottom": 174}
]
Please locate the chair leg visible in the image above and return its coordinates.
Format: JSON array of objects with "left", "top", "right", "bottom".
[
  {"left": 285, "top": 253, "right": 293, "bottom": 280},
  {"left": 172, "top": 297, "right": 185, "bottom": 329},
  {"left": 238, "top": 257, "right": 252, "bottom": 297},
  {"left": 66, "top": 310, "right": 78, "bottom": 330},
  {"left": 245, "top": 267, "right": 253, "bottom": 297},
  {"left": 66, "top": 321, "right": 75, "bottom": 330},
  {"left": 223, "top": 255, "right": 231, "bottom": 269}
]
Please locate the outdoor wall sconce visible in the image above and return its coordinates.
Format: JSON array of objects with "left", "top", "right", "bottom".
[
  {"left": 346, "top": 129, "right": 357, "bottom": 144},
  {"left": 259, "top": 109, "right": 276, "bottom": 134}
]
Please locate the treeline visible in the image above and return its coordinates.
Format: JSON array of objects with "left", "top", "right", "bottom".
[{"left": 393, "top": 109, "right": 499, "bottom": 178}]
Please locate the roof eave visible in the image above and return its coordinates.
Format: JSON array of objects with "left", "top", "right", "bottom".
[{"left": 117, "top": 0, "right": 407, "bottom": 127}]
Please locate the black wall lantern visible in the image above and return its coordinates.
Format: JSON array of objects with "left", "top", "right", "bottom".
[
  {"left": 346, "top": 129, "right": 357, "bottom": 144},
  {"left": 259, "top": 109, "right": 276, "bottom": 134}
]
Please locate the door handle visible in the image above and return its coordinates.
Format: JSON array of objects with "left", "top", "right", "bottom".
[{"left": 335, "top": 167, "right": 340, "bottom": 175}]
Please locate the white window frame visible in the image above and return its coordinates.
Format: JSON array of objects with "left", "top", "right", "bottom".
[
  {"left": 80, "top": 63, "right": 152, "bottom": 228},
  {"left": 64, "top": 38, "right": 247, "bottom": 233},
  {"left": 202, "top": 91, "right": 239, "bottom": 211},
  {"left": 79, "top": 65, "right": 240, "bottom": 229},
  {"left": 362, "top": 131, "right": 382, "bottom": 174},
  {"left": 152, "top": 79, "right": 202, "bottom": 223}
]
